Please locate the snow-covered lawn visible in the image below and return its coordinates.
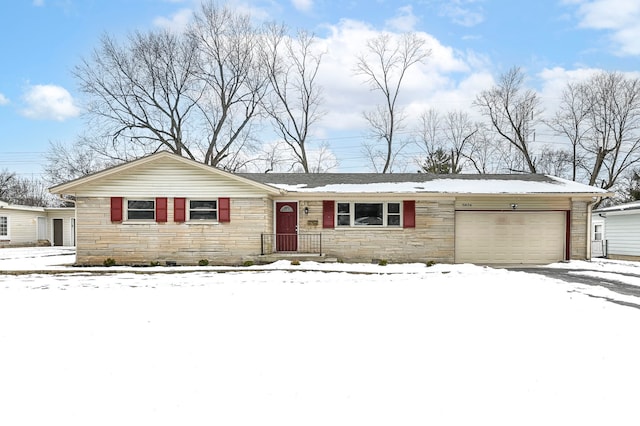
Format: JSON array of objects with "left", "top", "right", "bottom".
[{"left": 1, "top": 248, "right": 640, "bottom": 425}]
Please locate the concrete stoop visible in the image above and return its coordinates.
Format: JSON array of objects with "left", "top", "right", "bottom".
[{"left": 254, "top": 253, "right": 338, "bottom": 264}]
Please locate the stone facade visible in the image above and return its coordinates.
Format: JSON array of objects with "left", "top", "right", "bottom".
[
  {"left": 75, "top": 196, "right": 594, "bottom": 266},
  {"left": 299, "top": 199, "right": 455, "bottom": 263},
  {"left": 75, "top": 196, "right": 271, "bottom": 266},
  {"left": 570, "top": 200, "right": 589, "bottom": 260}
]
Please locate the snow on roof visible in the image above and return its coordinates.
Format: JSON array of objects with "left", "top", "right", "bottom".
[
  {"left": 239, "top": 173, "right": 608, "bottom": 195},
  {"left": 594, "top": 200, "right": 640, "bottom": 213}
]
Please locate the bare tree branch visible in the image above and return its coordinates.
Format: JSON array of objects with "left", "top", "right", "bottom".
[{"left": 355, "top": 32, "right": 430, "bottom": 173}]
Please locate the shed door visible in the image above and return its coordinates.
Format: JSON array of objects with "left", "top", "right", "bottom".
[
  {"left": 455, "top": 211, "right": 566, "bottom": 264},
  {"left": 276, "top": 202, "right": 298, "bottom": 252},
  {"left": 53, "top": 219, "right": 64, "bottom": 247}
]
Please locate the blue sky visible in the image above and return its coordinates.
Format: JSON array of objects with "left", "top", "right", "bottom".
[{"left": 1, "top": 0, "right": 639, "bottom": 176}]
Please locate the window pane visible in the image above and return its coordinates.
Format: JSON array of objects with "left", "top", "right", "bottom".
[
  {"left": 337, "top": 215, "right": 350, "bottom": 226},
  {"left": 128, "top": 200, "right": 154, "bottom": 210},
  {"left": 0, "top": 217, "right": 7, "bottom": 236},
  {"left": 388, "top": 215, "right": 400, "bottom": 226},
  {"left": 337, "top": 203, "right": 350, "bottom": 214},
  {"left": 128, "top": 210, "right": 155, "bottom": 220},
  {"left": 388, "top": 203, "right": 400, "bottom": 214},
  {"left": 191, "top": 211, "right": 217, "bottom": 220},
  {"left": 191, "top": 200, "right": 217, "bottom": 210},
  {"left": 354, "top": 203, "right": 383, "bottom": 226}
]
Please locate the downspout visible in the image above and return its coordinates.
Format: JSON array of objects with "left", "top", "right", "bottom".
[
  {"left": 586, "top": 196, "right": 607, "bottom": 261},
  {"left": 586, "top": 199, "right": 595, "bottom": 261}
]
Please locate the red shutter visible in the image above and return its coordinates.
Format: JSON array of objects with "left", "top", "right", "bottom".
[
  {"left": 403, "top": 200, "right": 416, "bottom": 228},
  {"left": 218, "top": 197, "right": 230, "bottom": 222},
  {"left": 174, "top": 198, "right": 186, "bottom": 222},
  {"left": 156, "top": 198, "right": 167, "bottom": 223},
  {"left": 323, "top": 200, "right": 335, "bottom": 229},
  {"left": 110, "top": 197, "right": 123, "bottom": 222}
]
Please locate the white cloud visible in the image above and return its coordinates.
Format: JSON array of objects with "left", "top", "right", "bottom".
[
  {"left": 32, "top": 0, "right": 44, "bottom": 6},
  {"left": 291, "top": 0, "right": 313, "bottom": 13},
  {"left": 439, "top": 0, "right": 485, "bottom": 27},
  {"left": 154, "top": 8, "right": 193, "bottom": 33},
  {"left": 0, "top": 93, "right": 9, "bottom": 106},
  {"left": 20, "top": 84, "right": 80, "bottom": 121},
  {"left": 313, "top": 19, "right": 491, "bottom": 134},
  {"left": 571, "top": 0, "right": 640, "bottom": 56},
  {"left": 385, "top": 5, "right": 419, "bottom": 32}
]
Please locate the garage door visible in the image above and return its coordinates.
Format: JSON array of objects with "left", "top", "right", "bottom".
[{"left": 455, "top": 211, "right": 566, "bottom": 264}]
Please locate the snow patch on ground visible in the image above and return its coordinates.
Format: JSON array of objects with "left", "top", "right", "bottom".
[{"left": 1, "top": 248, "right": 640, "bottom": 425}]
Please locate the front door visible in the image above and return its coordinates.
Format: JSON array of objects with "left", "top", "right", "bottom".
[
  {"left": 276, "top": 202, "right": 298, "bottom": 252},
  {"left": 53, "top": 219, "right": 63, "bottom": 246}
]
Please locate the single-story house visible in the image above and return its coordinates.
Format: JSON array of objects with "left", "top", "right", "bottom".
[
  {"left": 592, "top": 200, "right": 640, "bottom": 260},
  {"left": 0, "top": 200, "right": 75, "bottom": 247},
  {"left": 49, "top": 151, "right": 610, "bottom": 266}
]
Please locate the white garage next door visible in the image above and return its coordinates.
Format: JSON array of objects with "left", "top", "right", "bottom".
[{"left": 455, "top": 211, "right": 566, "bottom": 264}]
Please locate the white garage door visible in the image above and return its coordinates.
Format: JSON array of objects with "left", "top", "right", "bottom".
[{"left": 455, "top": 211, "right": 566, "bottom": 264}]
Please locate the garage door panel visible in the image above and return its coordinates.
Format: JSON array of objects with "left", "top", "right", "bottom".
[{"left": 455, "top": 211, "right": 565, "bottom": 264}]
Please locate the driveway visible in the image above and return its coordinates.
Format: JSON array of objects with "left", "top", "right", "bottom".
[{"left": 509, "top": 265, "right": 640, "bottom": 309}]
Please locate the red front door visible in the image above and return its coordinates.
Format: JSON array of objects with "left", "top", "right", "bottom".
[{"left": 276, "top": 202, "right": 298, "bottom": 252}]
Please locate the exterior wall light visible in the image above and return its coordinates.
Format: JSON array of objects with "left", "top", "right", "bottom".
[{"left": 304, "top": 207, "right": 309, "bottom": 215}]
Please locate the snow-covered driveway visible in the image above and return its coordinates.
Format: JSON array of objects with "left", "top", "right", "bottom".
[{"left": 1, "top": 247, "right": 640, "bottom": 426}]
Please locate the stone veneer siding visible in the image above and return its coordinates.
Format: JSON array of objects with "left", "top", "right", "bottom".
[
  {"left": 299, "top": 199, "right": 455, "bottom": 263},
  {"left": 570, "top": 200, "right": 589, "bottom": 260},
  {"left": 75, "top": 196, "right": 271, "bottom": 266}
]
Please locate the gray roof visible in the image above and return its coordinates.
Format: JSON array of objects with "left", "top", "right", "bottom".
[{"left": 238, "top": 172, "right": 555, "bottom": 188}]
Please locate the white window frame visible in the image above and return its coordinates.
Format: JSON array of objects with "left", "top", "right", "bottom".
[
  {"left": 188, "top": 199, "right": 218, "bottom": 221},
  {"left": 0, "top": 215, "right": 8, "bottom": 239},
  {"left": 126, "top": 199, "right": 155, "bottom": 221},
  {"left": 335, "top": 202, "right": 402, "bottom": 228},
  {"left": 594, "top": 224, "right": 603, "bottom": 241}
]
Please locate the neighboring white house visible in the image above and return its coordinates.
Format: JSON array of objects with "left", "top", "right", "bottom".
[
  {"left": 0, "top": 201, "right": 75, "bottom": 247},
  {"left": 592, "top": 200, "right": 640, "bottom": 260}
]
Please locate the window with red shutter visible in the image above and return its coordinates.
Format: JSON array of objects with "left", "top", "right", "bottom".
[
  {"left": 322, "top": 200, "right": 335, "bottom": 228},
  {"left": 174, "top": 198, "right": 186, "bottom": 222},
  {"left": 403, "top": 200, "right": 416, "bottom": 228},
  {"left": 156, "top": 198, "right": 167, "bottom": 223},
  {"left": 218, "top": 198, "right": 230, "bottom": 222},
  {"left": 110, "top": 197, "right": 123, "bottom": 222}
]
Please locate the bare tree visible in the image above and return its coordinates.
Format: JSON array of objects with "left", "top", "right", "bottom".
[
  {"left": 188, "top": 2, "right": 270, "bottom": 168},
  {"left": 0, "top": 170, "right": 55, "bottom": 207},
  {"left": 73, "top": 3, "right": 269, "bottom": 170},
  {"left": 355, "top": 32, "right": 430, "bottom": 173},
  {"left": 546, "top": 82, "right": 592, "bottom": 181},
  {"left": 463, "top": 124, "right": 504, "bottom": 174},
  {"left": 535, "top": 147, "right": 572, "bottom": 178},
  {"left": 414, "top": 109, "right": 442, "bottom": 162},
  {"left": 44, "top": 138, "right": 115, "bottom": 185},
  {"left": 262, "top": 25, "right": 325, "bottom": 172},
  {"left": 474, "top": 67, "right": 541, "bottom": 173},
  {"left": 442, "top": 110, "right": 478, "bottom": 173},
  {"left": 579, "top": 72, "right": 640, "bottom": 189},
  {"left": 74, "top": 29, "right": 202, "bottom": 162},
  {"left": 303, "top": 142, "right": 338, "bottom": 173},
  {"left": 0, "top": 170, "right": 16, "bottom": 201}
]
